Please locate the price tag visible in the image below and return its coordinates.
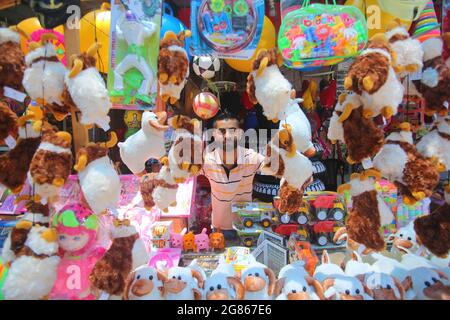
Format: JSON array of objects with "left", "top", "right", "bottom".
[
  {"left": 3, "top": 87, "right": 26, "bottom": 102},
  {"left": 4, "top": 135, "right": 16, "bottom": 149},
  {"left": 362, "top": 158, "right": 373, "bottom": 170}
]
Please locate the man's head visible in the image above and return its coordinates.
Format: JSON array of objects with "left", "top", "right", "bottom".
[{"left": 212, "top": 112, "right": 243, "bottom": 151}]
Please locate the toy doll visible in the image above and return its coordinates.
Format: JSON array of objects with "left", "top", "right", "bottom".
[
  {"left": 113, "top": 10, "right": 156, "bottom": 98},
  {"left": 50, "top": 203, "right": 105, "bottom": 300}
]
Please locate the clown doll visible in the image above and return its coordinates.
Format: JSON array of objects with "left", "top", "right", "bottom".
[{"left": 49, "top": 204, "right": 106, "bottom": 300}]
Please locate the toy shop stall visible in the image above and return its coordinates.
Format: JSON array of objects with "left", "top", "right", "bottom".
[{"left": 0, "top": 0, "right": 449, "bottom": 302}]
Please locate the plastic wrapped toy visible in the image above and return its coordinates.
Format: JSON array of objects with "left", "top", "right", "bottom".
[
  {"left": 50, "top": 204, "right": 105, "bottom": 300},
  {"left": 278, "top": 0, "right": 368, "bottom": 68}
]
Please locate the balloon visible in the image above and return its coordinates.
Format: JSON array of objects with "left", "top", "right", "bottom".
[
  {"left": 345, "top": 0, "right": 417, "bottom": 38},
  {"left": 161, "top": 3, "right": 191, "bottom": 60},
  {"left": 80, "top": 5, "right": 110, "bottom": 73},
  {"left": 225, "top": 16, "right": 276, "bottom": 73},
  {"left": 17, "top": 17, "right": 66, "bottom": 65},
  {"left": 193, "top": 92, "right": 220, "bottom": 120}
]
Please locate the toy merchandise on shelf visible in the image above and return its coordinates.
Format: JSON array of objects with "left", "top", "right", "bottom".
[
  {"left": 232, "top": 201, "right": 276, "bottom": 229},
  {"left": 278, "top": 0, "right": 368, "bottom": 69},
  {"left": 123, "top": 265, "right": 166, "bottom": 300},
  {"left": 190, "top": 0, "right": 265, "bottom": 59},
  {"left": 149, "top": 220, "right": 173, "bottom": 249},
  {"left": 108, "top": 0, "right": 163, "bottom": 108}
]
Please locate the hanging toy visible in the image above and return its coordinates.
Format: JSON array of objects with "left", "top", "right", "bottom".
[
  {"left": 0, "top": 27, "right": 26, "bottom": 98},
  {"left": 111, "top": 10, "right": 156, "bottom": 103},
  {"left": 327, "top": 93, "right": 384, "bottom": 164},
  {"left": 151, "top": 164, "right": 179, "bottom": 213},
  {"left": 50, "top": 204, "right": 104, "bottom": 300},
  {"left": 414, "top": 185, "right": 450, "bottom": 258},
  {"left": 168, "top": 115, "right": 203, "bottom": 183},
  {"left": 262, "top": 124, "right": 313, "bottom": 212},
  {"left": 337, "top": 171, "right": 394, "bottom": 252},
  {"left": 139, "top": 172, "right": 158, "bottom": 210},
  {"left": 193, "top": 92, "right": 220, "bottom": 120},
  {"left": 118, "top": 111, "right": 168, "bottom": 176},
  {"left": 63, "top": 43, "right": 112, "bottom": 130},
  {"left": 385, "top": 19, "right": 424, "bottom": 79},
  {"left": 302, "top": 80, "right": 318, "bottom": 112},
  {"left": 22, "top": 33, "right": 69, "bottom": 121},
  {"left": 246, "top": 48, "right": 292, "bottom": 122},
  {"left": 1, "top": 224, "right": 59, "bottom": 300},
  {"left": 28, "top": 125, "right": 72, "bottom": 204},
  {"left": 73, "top": 132, "right": 121, "bottom": 215},
  {"left": 0, "top": 101, "right": 18, "bottom": 148},
  {"left": 412, "top": 36, "right": 450, "bottom": 116},
  {"left": 158, "top": 30, "right": 191, "bottom": 104},
  {"left": 0, "top": 105, "right": 43, "bottom": 194},
  {"left": 192, "top": 55, "right": 221, "bottom": 80},
  {"left": 416, "top": 116, "right": 450, "bottom": 172},
  {"left": 278, "top": 96, "right": 316, "bottom": 157},
  {"left": 1, "top": 200, "right": 49, "bottom": 266},
  {"left": 344, "top": 34, "right": 404, "bottom": 119},
  {"left": 373, "top": 123, "right": 440, "bottom": 205},
  {"left": 89, "top": 219, "right": 149, "bottom": 300}
]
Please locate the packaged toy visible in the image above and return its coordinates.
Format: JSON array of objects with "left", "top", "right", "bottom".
[
  {"left": 278, "top": 0, "right": 368, "bottom": 68},
  {"left": 190, "top": 0, "right": 264, "bottom": 59},
  {"left": 108, "top": 0, "right": 162, "bottom": 107},
  {"left": 149, "top": 221, "right": 172, "bottom": 249},
  {"left": 50, "top": 204, "right": 105, "bottom": 300}
]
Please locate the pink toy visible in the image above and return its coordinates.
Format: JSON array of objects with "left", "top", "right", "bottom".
[
  {"left": 49, "top": 203, "right": 105, "bottom": 300},
  {"left": 170, "top": 227, "right": 187, "bottom": 249},
  {"left": 194, "top": 228, "right": 210, "bottom": 253}
]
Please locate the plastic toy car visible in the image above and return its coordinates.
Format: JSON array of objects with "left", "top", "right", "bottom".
[
  {"left": 274, "top": 224, "right": 310, "bottom": 241},
  {"left": 311, "top": 194, "right": 346, "bottom": 221},
  {"left": 273, "top": 198, "right": 312, "bottom": 225},
  {"left": 232, "top": 202, "right": 276, "bottom": 229},
  {"left": 233, "top": 223, "right": 263, "bottom": 248},
  {"left": 312, "top": 221, "right": 345, "bottom": 246}
]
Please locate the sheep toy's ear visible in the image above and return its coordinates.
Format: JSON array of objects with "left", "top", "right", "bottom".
[
  {"left": 393, "top": 277, "right": 406, "bottom": 300},
  {"left": 322, "top": 278, "right": 336, "bottom": 299},
  {"left": 402, "top": 276, "right": 413, "bottom": 292},
  {"left": 100, "top": 131, "right": 118, "bottom": 149},
  {"left": 273, "top": 277, "right": 285, "bottom": 297},
  {"left": 362, "top": 282, "right": 374, "bottom": 299},
  {"left": 227, "top": 276, "right": 245, "bottom": 300},
  {"left": 264, "top": 268, "right": 276, "bottom": 296},
  {"left": 305, "top": 276, "right": 326, "bottom": 300},
  {"left": 191, "top": 269, "right": 205, "bottom": 289},
  {"left": 122, "top": 271, "right": 136, "bottom": 300}
]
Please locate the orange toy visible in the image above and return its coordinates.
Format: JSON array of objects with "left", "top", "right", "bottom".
[
  {"left": 209, "top": 230, "right": 225, "bottom": 251},
  {"left": 294, "top": 241, "right": 319, "bottom": 276},
  {"left": 183, "top": 231, "right": 196, "bottom": 252}
]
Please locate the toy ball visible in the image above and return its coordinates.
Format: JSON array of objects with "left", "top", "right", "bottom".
[
  {"left": 193, "top": 92, "right": 220, "bottom": 120},
  {"left": 193, "top": 56, "right": 221, "bottom": 79}
]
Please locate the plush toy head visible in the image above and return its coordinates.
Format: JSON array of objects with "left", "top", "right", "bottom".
[
  {"left": 276, "top": 124, "right": 297, "bottom": 158},
  {"left": 403, "top": 267, "right": 450, "bottom": 300},
  {"left": 169, "top": 228, "right": 186, "bottom": 249},
  {"left": 194, "top": 228, "right": 209, "bottom": 252},
  {"left": 209, "top": 230, "right": 225, "bottom": 250},
  {"left": 73, "top": 132, "right": 118, "bottom": 172},
  {"left": 183, "top": 231, "right": 196, "bottom": 251},
  {"left": 388, "top": 221, "right": 418, "bottom": 254},
  {"left": 205, "top": 274, "right": 244, "bottom": 300},
  {"left": 52, "top": 203, "right": 99, "bottom": 256},
  {"left": 164, "top": 266, "right": 204, "bottom": 299},
  {"left": 362, "top": 272, "right": 405, "bottom": 300},
  {"left": 67, "top": 43, "right": 99, "bottom": 78},
  {"left": 241, "top": 263, "right": 276, "bottom": 297},
  {"left": 17, "top": 104, "right": 44, "bottom": 138},
  {"left": 275, "top": 266, "right": 325, "bottom": 300},
  {"left": 25, "top": 224, "right": 58, "bottom": 256},
  {"left": 123, "top": 265, "right": 167, "bottom": 300},
  {"left": 25, "top": 33, "right": 60, "bottom": 66}
]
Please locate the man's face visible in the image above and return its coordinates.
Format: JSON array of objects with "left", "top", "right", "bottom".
[{"left": 213, "top": 119, "right": 242, "bottom": 152}]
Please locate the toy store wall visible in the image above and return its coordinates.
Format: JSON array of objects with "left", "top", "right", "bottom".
[{"left": 0, "top": 0, "right": 448, "bottom": 302}]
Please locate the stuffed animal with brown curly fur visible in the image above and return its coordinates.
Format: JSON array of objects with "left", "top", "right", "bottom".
[
  {"left": 246, "top": 48, "right": 293, "bottom": 122},
  {"left": 0, "top": 27, "right": 25, "bottom": 97},
  {"left": 328, "top": 93, "right": 385, "bottom": 164},
  {"left": 344, "top": 34, "right": 404, "bottom": 119},
  {"left": 338, "top": 171, "right": 394, "bottom": 252},
  {"left": 23, "top": 33, "right": 69, "bottom": 121},
  {"left": 278, "top": 177, "right": 313, "bottom": 214},
  {"left": 168, "top": 115, "right": 202, "bottom": 183},
  {"left": 414, "top": 185, "right": 450, "bottom": 258},
  {"left": 90, "top": 222, "right": 149, "bottom": 299},
  {"left": 1, "top": 199, "right": 50, "bottom": 265},
  {"left": 373, "top": 123, "right": 440, "bottom": 205},
  {"left": 28, "top": 125, "right": 72, "bottom": 203},
  {"left": 158, "top": 31, "right": 191, "bottom": 104},
  {"left": 412, "top": 36, "right": 450, "bottom": 116},
  {"left": 0, "top": 101, "right": 18, "bottom": 145},
  {"left": 0, "top": 105, "right": 43, "bottom": 193}
]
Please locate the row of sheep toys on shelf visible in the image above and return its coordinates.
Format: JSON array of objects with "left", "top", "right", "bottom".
[{"left": 120, "top": 244, "right": 449, "bottom": 300}]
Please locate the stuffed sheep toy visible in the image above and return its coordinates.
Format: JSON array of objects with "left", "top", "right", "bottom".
[
  {"left": 163, "top": 266, "right": 204, "bottom": 300},
  {"left": 123, "top": 265, "right": 166, "bottom": 300},
  {"left": 205, "top": 263, "right": 244, "bottom": 300},
  {"left": 241, "top": 262, "right": 276, "bottom": 300}
]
